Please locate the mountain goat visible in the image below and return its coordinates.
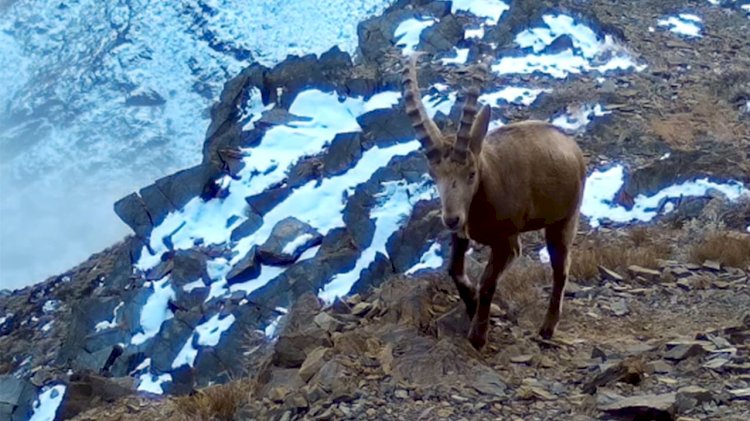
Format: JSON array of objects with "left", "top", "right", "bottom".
[{"left": 402, "top": 55, "right": 587, "bottom": 349}]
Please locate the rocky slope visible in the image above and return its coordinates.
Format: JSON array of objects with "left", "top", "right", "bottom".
[{"left": 1, "top": 0, "right": 750, "bottom": 420}]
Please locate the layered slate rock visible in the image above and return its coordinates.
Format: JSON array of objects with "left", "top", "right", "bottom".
[
  {"left": 0, "top": 376, "right": 37, "bottom": 421},
  {"left": 258, "top": 218, "right": 323, "bottom": 266}
]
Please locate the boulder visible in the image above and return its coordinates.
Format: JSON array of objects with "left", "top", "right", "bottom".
[
  {"left": 113, "top": 193, "right": 153, "bottom": 238},
  {"left": 357, "top": 108, "right": 414, "bottom": 148},
  {"left": 322, "top": 132, "right": 363, "bottom": 176},
  {"left": 258, "top": 218, "right": 323, "bottom": 266},
  {"left": 0, "top": 376, "right": 36, "bottom": 421},
  {"left": 226, "top": 247, "right": 261, "bottom": 285},
  {"left": 230, "top": 212, "right": 263, "bottom": 242},
  {"left": 171, "top": 250, "right": 209, "bottom": 287}
]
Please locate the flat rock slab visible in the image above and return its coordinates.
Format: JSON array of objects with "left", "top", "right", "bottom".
[{"left": 599, "top": 393, "right": 677, "bottom": 420}]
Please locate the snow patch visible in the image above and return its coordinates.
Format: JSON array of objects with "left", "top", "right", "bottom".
[
  {"left": 406, "top": 242, "right": 444, "bottom": 275},
  {"left": 581, "top": 165, "right": 747, "bottom": 227},
  {"left": 493, "top": 15, "right": 644, "bottom": 78},
  {"left": 95, "top": 301, "right": 124, "bottom": 332},
  {"left": 657, "top": 14, "right": 703, "bottom": 38},
  {"left": 394, "top": 17, "right": 436, "bottom": 55},
  {"left": 551, "top": 104, "right": 610, "bottom": 132},
  {"left": 182, "top": 279, "right": 206, "bottom": 293},
  {"left": 480, "top": 87, "right": 550, "bottom": 106},
  {"left": 172, "top": 313, "right": 236, "bottom": 368},
  {"left": 264, "top": 314, "right": 284, "bottom": 338},
  {"left": 424, "top": 84, "right": 457, "bottom": 117},
  {"left": 440, "top": 48, "right": 470, "bottom": 65},
  {"left": 319, "top": 179, "right": 437, "bottom": 301},
  {"left": 451, "top": 0, "right": 510, "bottom": 25},
  {"left": 40, "top": 321, "right": 54, "bottom": 333},
  {"left": 29, "top": 384, "right": 66, "bottom": 421},
  {"left": 538, "top": 247, "right": 551, "bottom": 264},
  {"left": 131, "top": 277, "right": 175, "bottom": 345},
  {"left": 137, "top": 372, "right": 172, "bottom": 395},
  {"left": 282, "top": 233, "right": 316, "bottom": 255},
  {"left": 465, "top": 26, "right": 485, "bottom": 39}
]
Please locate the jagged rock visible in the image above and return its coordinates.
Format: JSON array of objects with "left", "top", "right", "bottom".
[
  {"left": 647, "top": 360, "right": 673, "bottom": 374},
  {"left": 675, "top": 386, "right": 714, "bottom": 412},
  {"left": 226, "top": 247, "right": 260, "bottom": 285},
  {"left": 171, "top": 250, "right": 208, "bottom": 286},
  {"left": 729, "top": 388, "right": 750, "bottom": 400},
  {"left": 230, "top": 212, "right": 263, "bottom": 242},
  {"left": 58, "top": 372, "right": 135, "bottom": 419},
  {"left": 113, "top": 193, "right": 153, "bottom": 238},
  {"left": 663, "top": 341, "right": 710, "bottom": 361},
  {"left": 313, "top": 312, "right": 344, "bottom": 333},
  {"left": 599, "top": 393, "right": 677, "bottom": 420},
  {"left": 299, "top": 347, "right": 332, "bottom": 382},
  {"left": 702, "top": 260, "right": 722, "bottom": 271},
  {"left": 0, "top": 376, "right": 36, "bottom": 421},
  {"left": 307, "top": 357, "right": 357, "bottom": 402},
  {"left": 582, "top": 358, "right": 644, "bottom": 394},
  {"left": 322, "top": 132, "right": 363, "bottom": 176},
  {"left": 258, "top": 217, "right": 323, "bottom": 266},
  {"left": 419, "top": 14, "right": 463, "bottom": 54},
  {"left": 246, "top": 185, "right": 292, "bottom": 216},
  {"left": 261, "top": 368, "right": 304, "bottom": 402}
]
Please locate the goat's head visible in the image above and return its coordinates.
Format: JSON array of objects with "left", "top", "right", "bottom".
[{"left": 402, "top": 54, "right": 490, "bottom": 235}]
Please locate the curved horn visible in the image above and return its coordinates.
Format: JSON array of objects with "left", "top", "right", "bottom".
[
  {"left": 402, "top": 54, "right": 442, "bottom": 162},
  {"left": 453, "top": 60, "right": 488, "bottom": 162}
]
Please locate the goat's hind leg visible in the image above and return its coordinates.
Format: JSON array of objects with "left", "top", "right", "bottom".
[
  {"left": 448, "top": 233, "right": 477, "bottom": 318},
  {"left": 539, "top": 214, "right": 579, "bottom": 340}
]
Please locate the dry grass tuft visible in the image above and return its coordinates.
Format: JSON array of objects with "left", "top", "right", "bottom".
[
  {"left": 571, "top": 232, "right": 671, "bottom": 281},
  {"left": 173, "top": 381, "right": 251, "bottom": 421},
  {"left": 688, "top": 232, "right": 750, "bottom": 269},
  {"left": 498, "top": 258, "right": 548, "bottom": 319}
]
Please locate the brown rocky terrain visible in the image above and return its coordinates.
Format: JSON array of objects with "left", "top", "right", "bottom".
[{"left": 1, "top": 0, "right": 749, "bottom": 420}]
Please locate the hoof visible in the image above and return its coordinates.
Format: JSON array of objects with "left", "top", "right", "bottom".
[
  {"left": 468, "top": 331, "right": 487, "bottom": 350},
  {"left": 538, "top": 325, "right": 555, "bottom": 340},
  {"left": 468, "top": 319, "right": 489, "bottom": 349}
]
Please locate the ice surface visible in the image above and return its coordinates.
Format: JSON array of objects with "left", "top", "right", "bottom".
[
  {"left": 451, "top": 0, "right": 510, "bottom": 25},
  {"left": 493, "top": 15, "right": 644, "bottom": 78},
  {"left": 479, "top": 87, "right": 550, "bottom": 106},
  {"left": 282, "top": 233, "right": 316, "bottom": 255},
  {"left": 394, "top": 18, "right": 436, "bottom": 55},
  {"left": 137, "top": 371, "right": 172, "bottom": 395},
  {"left": 130, "top": 277, "right": 175, "bottom": 345},
  {"left": 319, "top": 179, "right": 437, "bottom": 301},
  {"left": 95, "top": 301, "right": 124, "bottom": 332},
  {"left": 657, "top": 14, "right": 703, "bottom": 38},
  {"left": 581, "top": 165, "right": 747, "bottom": 227},
  {"left": 29, "top": 384, "right": 66, "bottom": 421},
  {"left": 406, "top": 242, "right": 444, "bottom": 275},
  {"left": 551, "top": 104, "right": 610, "bottom": 132},
  {"left": 440, "top": 48, "right": 470, "bottom": 65}
]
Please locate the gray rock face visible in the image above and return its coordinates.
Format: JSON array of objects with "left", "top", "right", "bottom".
[
  {"left": 258, "top": 218, "right": 323, "bottom": 266},
  {"left": 0, "top": 375, "right": 37, "bottom": 421}
]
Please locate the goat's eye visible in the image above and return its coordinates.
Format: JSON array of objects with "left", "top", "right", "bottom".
[
  {"left": 451, "top": 180, "right": 457, "bottom": 189},
  {"left": 468, "top": 171, "right": 476, "bottom": 181}
]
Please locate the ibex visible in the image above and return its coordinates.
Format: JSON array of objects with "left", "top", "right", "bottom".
[{"left": 402, "top": 55, "right": 587, "bottom": 349}]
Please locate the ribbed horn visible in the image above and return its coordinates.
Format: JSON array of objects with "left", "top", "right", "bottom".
[
  {"left": 401, "top": 53, "right": 442, "bottom": 162},
  {"left": 453, "top": 60, "right": 488, "bottom": 162}
]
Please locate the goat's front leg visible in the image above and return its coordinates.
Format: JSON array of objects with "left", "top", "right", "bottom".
[
  {"left": 468, "top": 235, "right": 520, "bottom": 350},
  {"left": 448, "top": 233, "right": 477, "bottom": 318}
]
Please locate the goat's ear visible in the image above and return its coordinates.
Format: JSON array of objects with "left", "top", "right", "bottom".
[{"left": 469, "top": 105, "right": 490, "bottom": 154}]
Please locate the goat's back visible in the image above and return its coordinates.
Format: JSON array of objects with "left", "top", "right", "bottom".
[{"left": 481, "top": 120, "right": 586, "bottom": 228}]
